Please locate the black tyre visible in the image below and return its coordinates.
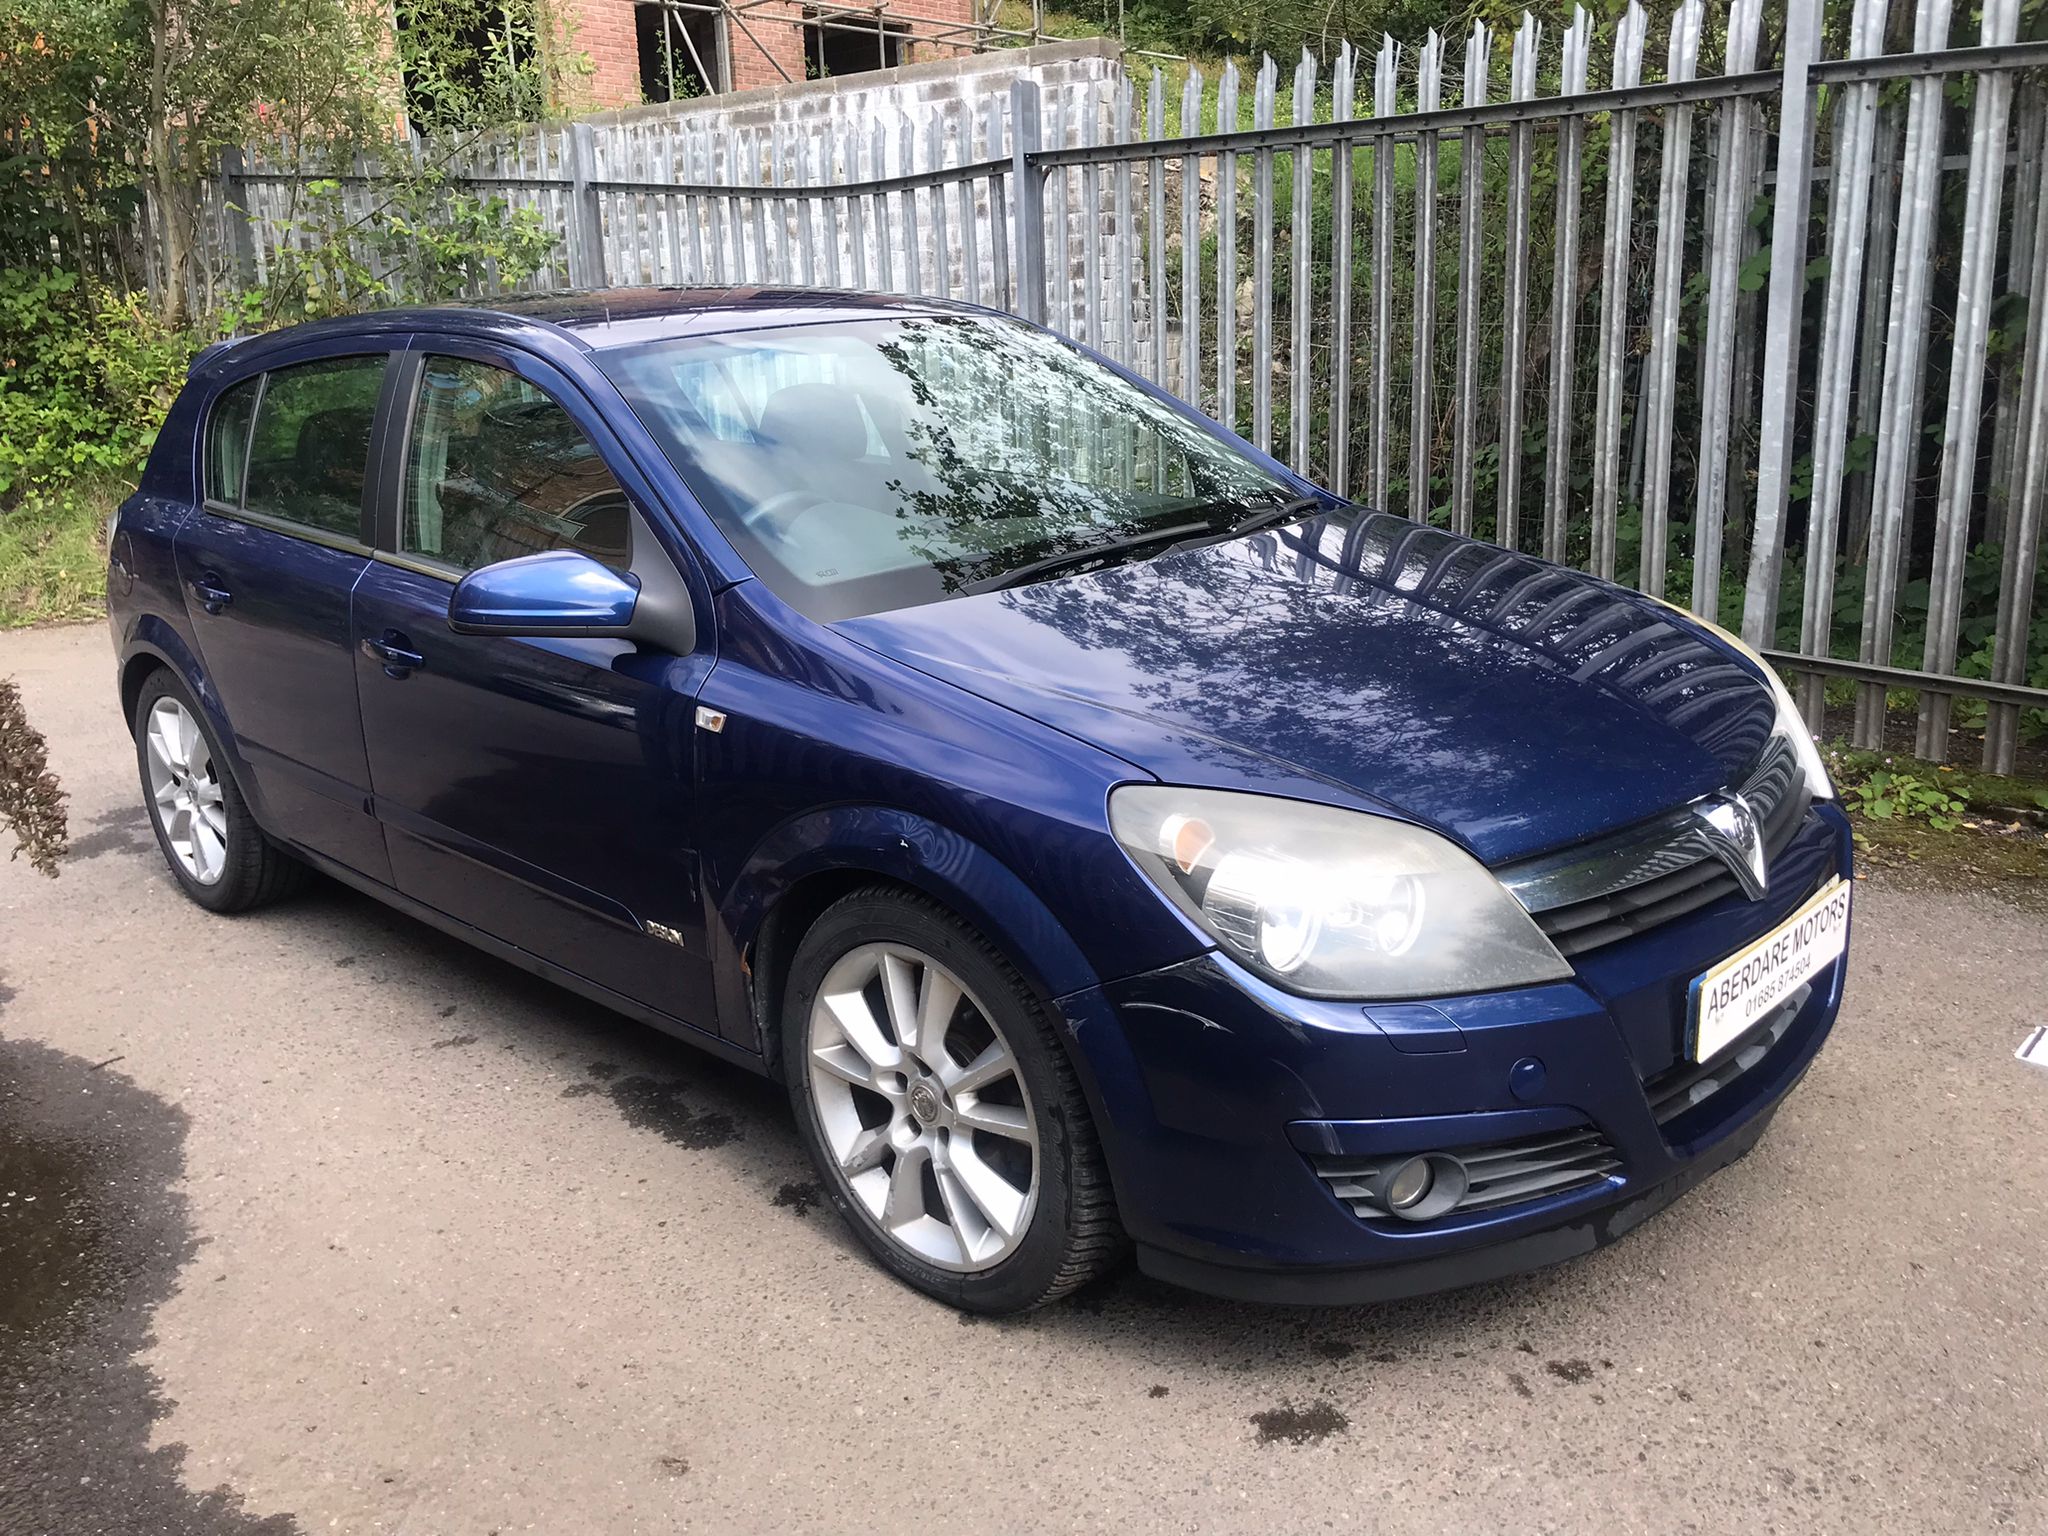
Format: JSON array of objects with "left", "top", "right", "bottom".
[
  {"left": 783, "top": 887, "right": 1123, "bottom": 1312},
  {"left": 132, "top": 669, "right": 308, "bottom": 913}
]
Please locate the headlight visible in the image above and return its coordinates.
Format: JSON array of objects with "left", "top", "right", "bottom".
[
  {"left": 1652, "top": 601, "right": 1834, "bottom": 802},
  {"left": 1109, "top": 786, "right": 1573, "bottom": 1000}
]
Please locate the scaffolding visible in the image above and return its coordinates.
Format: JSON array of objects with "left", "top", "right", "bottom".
[{"left": 639, "top": 0, "right": 1175, "bottom": 100}]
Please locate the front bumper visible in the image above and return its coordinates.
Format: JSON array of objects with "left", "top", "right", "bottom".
[{"left": 1056, "top": 803, "right": 1853, "bottom": 1303}]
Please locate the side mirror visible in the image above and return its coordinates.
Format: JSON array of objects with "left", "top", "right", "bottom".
[{"left": 447, "top": 550, "right": 641, "bottom": 638}]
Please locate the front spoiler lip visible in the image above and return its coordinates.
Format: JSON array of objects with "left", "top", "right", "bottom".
[{"left": 1132, "top": 1075, "right": 1793, "bottom": 1306}]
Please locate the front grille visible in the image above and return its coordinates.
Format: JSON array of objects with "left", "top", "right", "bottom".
[
  {"left": 1536, "top": 859, "right": 1744, "bottom": 957},
  {"left": 1312, "top": 1122, "right": 1622, "bottom": 1224},
  {"left": 1502, "top": 735, "right": 1813, "bottom": 959},
  {"left": 1645, "top": 984, "right": 1810, "bottom": 1127}
]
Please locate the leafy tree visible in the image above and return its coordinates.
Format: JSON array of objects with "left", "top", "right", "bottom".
[
  {"left": 140, "top": 0, "right": 391, "bottom": 324},
  {"left": 3, "top": 0, "right": 575, "bottom": 320},
  {"left": 0, "top": 0, "right": 148, "bottom": 280}
]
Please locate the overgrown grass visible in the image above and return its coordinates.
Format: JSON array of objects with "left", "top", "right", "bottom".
[
  {"left": 1819, "top": 735, "right": 2048, "bottom": 896},
  {"left": 0, "top": 483, "right": 119, "bottom": 627}
]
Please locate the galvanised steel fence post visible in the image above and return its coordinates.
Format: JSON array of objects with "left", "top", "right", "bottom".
[
  {"left": 1854, "top": 0, "right": 1956, "bottom": 748},
  {"left": 1913, "top": 0, "right": 2022, "bottom": 760},
  {"left": 1009, "top": 79, "right": 1048, "bottom": 326},
  {"left": 1742, "top": 0, "right": 1822, "bottom": 647},
  {"left": 1795, "top": 0, "right": 1890, "bottom": 727},
  {"left": 1985, "top": 133, "right": 2048, "bottom": 776}
]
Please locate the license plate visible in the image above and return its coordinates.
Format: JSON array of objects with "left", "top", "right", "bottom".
[{"left": 1690, "top": 878, "right": 1851, "bottom": 1064}]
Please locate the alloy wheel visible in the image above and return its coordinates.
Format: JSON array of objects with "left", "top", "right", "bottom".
[
  {"left": 805, "top": 942, "right": 1040, "bottom": 1272},
  {"left": 145, "top": 697, "right": 227, "bottom": 886}
]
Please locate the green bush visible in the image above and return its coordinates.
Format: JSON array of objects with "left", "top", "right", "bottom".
[
  {"left": 0, "top": 269, "right": 197, "bottom": 503},
  {"left": 0, "top": 268, "right": 221, "bottom": 624}
]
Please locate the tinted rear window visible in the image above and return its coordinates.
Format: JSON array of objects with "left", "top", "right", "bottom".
[{"left": 240, "top": 356, "right": 385, "bottom": 540}]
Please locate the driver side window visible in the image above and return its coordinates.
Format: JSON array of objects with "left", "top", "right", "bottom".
[{"left": 404, "top": 357, "right": 632, "bottom": 573}]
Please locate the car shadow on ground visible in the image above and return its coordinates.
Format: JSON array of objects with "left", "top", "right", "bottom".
[{"left": 183, "top": 858, "right": 1690, "bottom": 1383}]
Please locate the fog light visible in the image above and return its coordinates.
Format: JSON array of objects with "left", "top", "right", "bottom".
[
  {"left": 1384, "top": 1156, "right": 1433, "bottom": 1211},
  {"left": 1375, "top": 1152, "right": 1470, "bottom": 1222}
]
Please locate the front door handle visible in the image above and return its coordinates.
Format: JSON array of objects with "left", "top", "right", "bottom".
[
  {"left": 361, "top": 631, "right": 425, "bottom": 679},
  {"left": 190, "top": 574, "right": 233, "bottom": 614}
]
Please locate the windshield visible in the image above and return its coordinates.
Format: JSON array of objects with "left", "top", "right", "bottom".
[{"left": 597, "top": 315, "right": 1296, "bottom": 621}]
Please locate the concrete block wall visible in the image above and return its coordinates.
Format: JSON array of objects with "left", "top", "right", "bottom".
[
  {"left": 580, "top": 39, "right": 1129, "bottom": 326},
  {"left": 228, "top": 40, "right": 1149, "bottom": 365}
]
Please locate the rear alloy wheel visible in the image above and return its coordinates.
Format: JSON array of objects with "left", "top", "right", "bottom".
[
  {"left": 144, "top": 696, "right": 228, "bottom": 886},
  {"left": 784, "top": 890, "right": 1122, "bottom": 1312},
  {"left": 133, "top": 671, "right": 307, "bottom": 913}
]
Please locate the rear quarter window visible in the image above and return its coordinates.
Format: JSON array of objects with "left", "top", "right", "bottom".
[{"left": 204, "top": 377, "right": 261, "bottom": 505}]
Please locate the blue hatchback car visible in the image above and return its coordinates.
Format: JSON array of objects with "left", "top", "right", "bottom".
[{"left": 109, "top": 288, "right": 1852, "bottom": 1312}]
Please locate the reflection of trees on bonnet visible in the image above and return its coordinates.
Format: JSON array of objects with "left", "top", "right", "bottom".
[
  {"left": 1012, "top": 512, "right": 1776, "bottom": 779},
  {"left": 871, "top": 318, "right": 1281, "bottom": 594},
  {"left": 1015, "top": 512, "right": 1463, "bottom": 774}
]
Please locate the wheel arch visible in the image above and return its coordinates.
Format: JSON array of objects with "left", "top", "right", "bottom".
[
  {"left": 718, "top": 805, "right": 1101, "bottom": 1080},
  {"left": 118, "top": 648, "right": 170, "bottom": 733},
  {"left": 117, "top": 623, "right": 262, "bottom": 816}
]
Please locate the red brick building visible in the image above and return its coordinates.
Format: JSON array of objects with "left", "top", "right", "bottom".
[{"left": 566, "top": 0, "right": 985, "bottom": 110}]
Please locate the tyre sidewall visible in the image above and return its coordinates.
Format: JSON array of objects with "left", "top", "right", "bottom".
[{"left": 783, "top": 893, "right": 1083, "bottom": 1313}]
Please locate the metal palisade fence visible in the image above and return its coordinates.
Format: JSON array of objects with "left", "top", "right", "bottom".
[{"left": 215, "top": 2, "right": 2048, "bottom": 770}]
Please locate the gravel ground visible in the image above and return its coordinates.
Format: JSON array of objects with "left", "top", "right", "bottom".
[{"left": 3, "top": 621, "right": 2045, "bottom": 1535}]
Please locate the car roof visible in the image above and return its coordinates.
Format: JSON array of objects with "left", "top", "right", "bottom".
[{"left": 193, "top": 287, "right": 997, "bottom": 376}]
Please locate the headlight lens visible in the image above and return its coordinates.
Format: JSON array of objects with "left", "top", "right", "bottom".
[
  {"left": 1109, "top": 787, "right": 1574, "bottom": 999},
  {"left": 1758, "top": 657, "right": 1835, "bottom": 801},
  {"left": 1656, "top": 603, "right": 1834, "bottom": 802}
]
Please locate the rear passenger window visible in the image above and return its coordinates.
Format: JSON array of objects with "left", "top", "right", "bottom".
[
  {"left": 403, "top": 357, "right": 631, "bottom": 574},
  {"left": 205, "top": 378, "right": 259, "bottom": 505},
  {"left": 240, "top": 356, "right": 385, "bottom": 540}
]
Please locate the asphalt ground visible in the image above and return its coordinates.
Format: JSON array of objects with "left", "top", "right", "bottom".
[{"left": 3, "top": 621, "right": 2044, "bottom": 1534}]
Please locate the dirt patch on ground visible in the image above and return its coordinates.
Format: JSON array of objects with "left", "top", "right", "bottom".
[{"left": 1853, "top": 818, "right": 2048, "bottom": 909}]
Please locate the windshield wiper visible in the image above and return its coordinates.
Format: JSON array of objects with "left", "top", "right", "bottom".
[
  {"left": 1220, "top": 492, "right": 1324, "bottom": 536},
  {"left": 1159, "top": 492, "right": 1325, "bottom": 558},
  {"left": 961, "top": 520, "right": 1213, "bottom": 595}
]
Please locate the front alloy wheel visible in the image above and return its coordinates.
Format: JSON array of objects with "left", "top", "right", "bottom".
[
  {"left": 807, "top": 941, "right": 1040, "bottom": 1271},
  {"left": 784, "top": 889, "right": 1122, "bottom": 1312}
]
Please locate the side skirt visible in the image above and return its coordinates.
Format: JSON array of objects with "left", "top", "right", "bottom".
[{"left": 283, "top": 840, "right": 773, "bottom": 1079}]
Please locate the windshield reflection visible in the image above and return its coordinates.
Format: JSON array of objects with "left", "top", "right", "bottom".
[{"left": 599, "top": 315, "right": 1291, "bottom": 620}]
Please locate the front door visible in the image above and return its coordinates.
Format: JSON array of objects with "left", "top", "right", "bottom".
[
  {"left": 173, "top": 352, "right": 393, "bottom": 882},
  {"left": 350, "top": 345, "right": 717, "bottom": 1031}
]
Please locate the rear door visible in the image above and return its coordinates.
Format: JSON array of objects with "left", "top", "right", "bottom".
[
  {"left": 174, "top": 351, "right": 396, "bottom": 883},
  {"left": 349, "top": 341, "right": 719, "bottom": 1032}
]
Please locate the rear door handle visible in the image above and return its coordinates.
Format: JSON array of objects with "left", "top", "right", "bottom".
[
  {"left": 361, "top": 631, "right": 425, "bottom": 679},
  {"left": 190, "top": 575, "right": 233, "bottom": 614}
]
